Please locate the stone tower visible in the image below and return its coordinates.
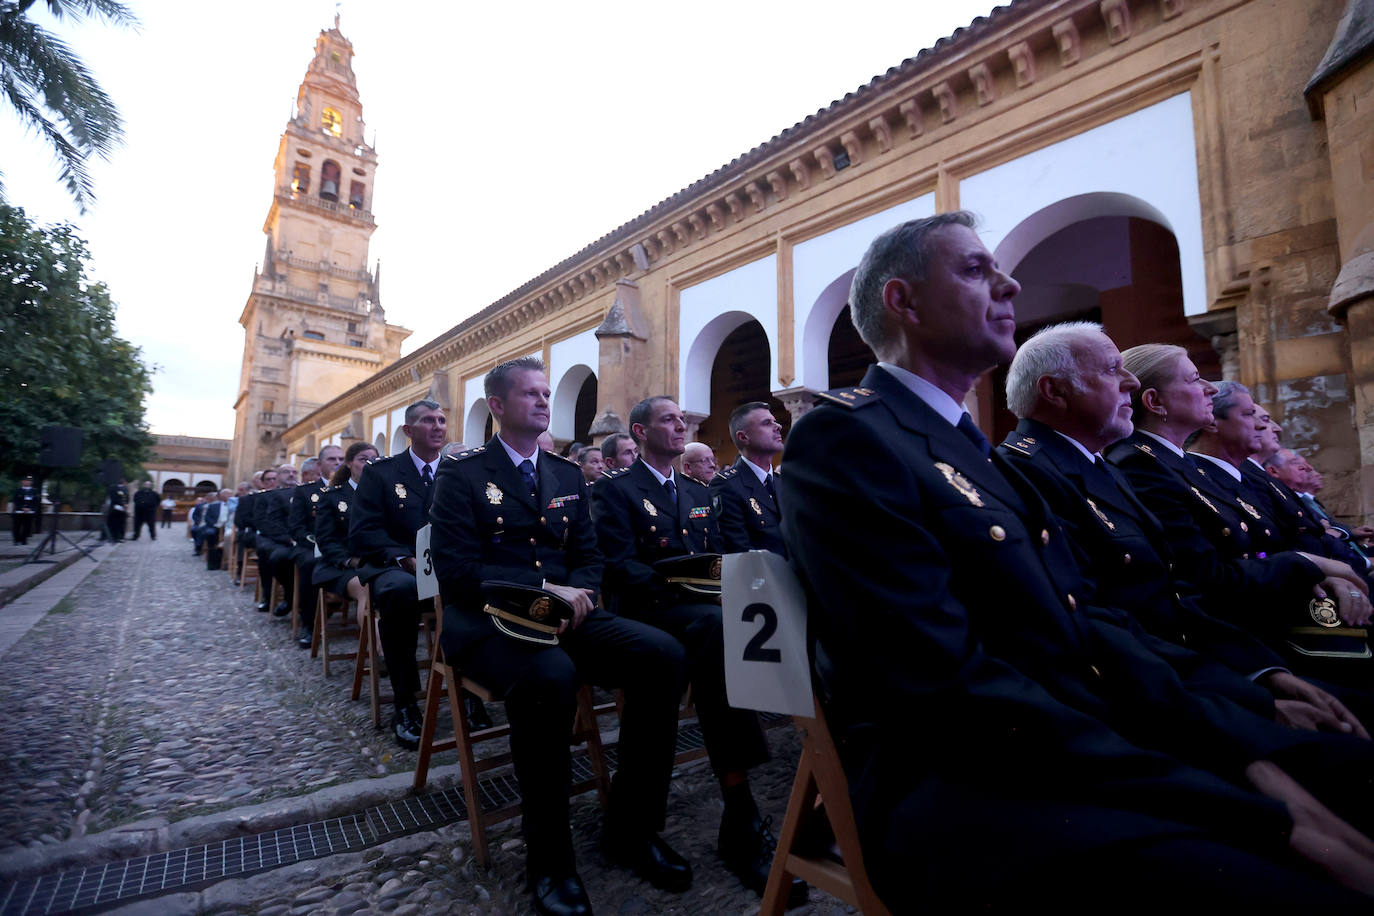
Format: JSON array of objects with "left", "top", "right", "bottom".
[{"left": 229, "top": 18, "right": 410, "bottom": 483}]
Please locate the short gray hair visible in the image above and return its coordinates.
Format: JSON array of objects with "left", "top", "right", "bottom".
[
  {"left": 849, "top": 211, "right": 978, "bottom": 353},
  {"left": 318, "top": 444, "right": 343, "bottom": 459},
  {"left": 1004, "top": 322, "right": 1105, "bottom": 418},
  {"left": 1264, "top": 447, "right": 1298, "bottom": 470},
  {"left": 484, "top": 357, "right": 546, "bottom": 400},
  {"left": 404, "top": 398, "right": 443, "bottom": 425},
  {"left": 300, "top": 457, "right": 319, "bottom": 474},
  {"left": 1211, "top": 380, "right": 1250, "bottom": 420}
]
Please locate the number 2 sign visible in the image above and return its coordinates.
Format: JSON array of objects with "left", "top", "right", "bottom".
[{"left": 721, "top": 550, "right": 813, "bottom": 717}]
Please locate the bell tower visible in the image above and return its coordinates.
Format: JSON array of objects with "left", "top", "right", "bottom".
[{"left": 229, "top": 17, "right": 410, "bottom": 483}]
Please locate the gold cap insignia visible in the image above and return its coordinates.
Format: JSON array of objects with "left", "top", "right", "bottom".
[
  {"left": 529, "top": 597, "right": 551, "bottom": 622},
  {"left": 643, "top": 498, "right": 658, "bottom": 517},
  {"left": 486, "top": 482, "right": 503, "bottom": 505},
  {"left": 934, "top": 462, "right": 983, "bottom": 507},
  {"left": 1086, "top": 497, "right": 1115, "bottom": 531},
  {"left": 1310, "top": 597, "right": 1341, "bottom": 628},
  {"left": 394, "top": 483, "right": 408, "bottom": 500}
]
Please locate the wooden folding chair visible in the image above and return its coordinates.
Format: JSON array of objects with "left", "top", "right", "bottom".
[
  {"left": 413, "top": 597, "right": 612, "bottom": 868},
  {"left": 760, "top": 696, "right": 888, "bottom": 915},
  {"left": 289, "top": 568, "right": 304, "bottom": 639},
  {"left": 315, "top": 589, "right": 357, "bottom": 677},
  {"left": 238, "top": 547, "right": 258, "bottom": 592},
  {"left": 350, "top": 589, "right": 389, "bottom": 727}
]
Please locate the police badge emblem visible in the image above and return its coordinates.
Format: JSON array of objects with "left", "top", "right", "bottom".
[
  {"left": 1310, "top": 597, "right": 1341, "bottom": 628},
  {"left": 749, "top": 497, "right": 763, "bottom": 515},
  {"left": 934, "top": 462, "right": 983, "bottom": 507},
  {"left": 338, "top": 500, "right": 348, "bottom": 512},
  {"left": 394, "top": 483, "right": 408, "bottom": 500},
  {"left": 529, "top": 597, "right": 551, "bottom": 622},
  {"left": 643, "top": 499, "right": 658, "bottom": 517},
  {"left": 486, "top": 482, "right": 503, "bottom": 505}
]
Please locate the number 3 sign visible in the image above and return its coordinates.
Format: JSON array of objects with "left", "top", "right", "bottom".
[
  {"left": 414, "top": 523, "right": 438, "bottom": 600},
  {"left": 721, "top": 550, "right": 813, "bottom": 717}
]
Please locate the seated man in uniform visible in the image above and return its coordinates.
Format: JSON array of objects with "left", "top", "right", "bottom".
[
  {"left": 680, "top": 442, "right": 718, "bottom": 485},
  {"left": 254, "top": 463, "right": 300, "bottom": 616},
  {"left": 781, "top": 212, "right": 1374, "bottom": 909},
  {"left": 348, "top": 398, "right": 446, "bottom": 750},
  {"left": 288, "top": 446, "right": 344, "bottom": 648},
  {"left": 710, "top": 402, "right": 785, "bottom": 556},
  {"left": 430, "top": 357, "right": 688, "bottom": 916},
  {"left": 575, "top": 446, "right": 603, "bottom": 486},
  {"left": 599, "top": 432, "right": 638, "bottom": 471},
  {"left": 592, "top": 396, "right": 803, "bottom": 903}
]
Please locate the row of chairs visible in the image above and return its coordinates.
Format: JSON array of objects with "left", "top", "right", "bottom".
[{"left": 220, "top": 529, "right": 884, "bottom": 912}]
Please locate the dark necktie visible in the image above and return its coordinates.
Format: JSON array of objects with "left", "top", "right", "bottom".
[
  {"left": 956, "top": 413, "right": 991, "bottom": 458},
  {"left": 519, "top": 459, "right": 536, "bottom": 497},
  {"left": 664, "top": 477, "right": 678, "bottom": 510},
  {"left": 764, "top": 473, "right": 777, "bottom": 503},
  {"left": 421, "top": 463, "right": 433, "bottom": 488}
]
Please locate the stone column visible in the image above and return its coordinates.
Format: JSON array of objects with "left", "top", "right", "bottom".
[
  {"left": 682, "top": 411, "right": 709, "bottom": 442},
  {"left": 595, "top": 280, "right": 651, "bottom": 424},
  {"left": 774, "top": 386, "right": 818, "bottom": 424},
  {"left": 1188, "top": 308, "right": 1241, "bottom": 382}
]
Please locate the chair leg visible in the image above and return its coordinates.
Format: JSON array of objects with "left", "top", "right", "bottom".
[
  {"left": 350, "top": 613, "right": 368, "bottom": 700},
  {"left": 760, "top": 751, "right": 820, "bottom": 916},
  {"left": 575, "top": 687, "right": 611, "bottom": 811},
  {"left": 449, "top": 673, "right": 489, "bottom": 868},
  {"left": 314, "top": 590, "right": 326, "bottom": 665},
  {"left": 289, "top": 576, "right": 301, "bottom": 640},
  {"left": 413, "top": 662, "right": 446, "bottom": 791},
  {"left": 367, "top": 607, "right": 382, "bottom": 728}
]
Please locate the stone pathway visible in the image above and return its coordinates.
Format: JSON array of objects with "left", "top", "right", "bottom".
[{"left": 0, "top": 534, "right": 840, "bottom": 914}]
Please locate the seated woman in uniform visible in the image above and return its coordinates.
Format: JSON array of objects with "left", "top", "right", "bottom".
[{"left": 312, "top": 441, "right": 381, "bottom": 613}]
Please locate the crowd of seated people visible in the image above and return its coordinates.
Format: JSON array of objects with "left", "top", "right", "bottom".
[{"left": 185, "top": 212, "right": 1374, "bottom": 914}]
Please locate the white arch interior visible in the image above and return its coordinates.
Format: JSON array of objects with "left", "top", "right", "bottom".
[
  {"left": 961, "top": 92, "right": 1207, "bottom": 315},
  {"left": 679, "top": 255, "right": 777, "bottom": 416},
  {"left": 551, "top": 364, "right": 595, "bottom": 440},
  {"left": 370, "top": 412, "right": 386, "bottom": 448},
  {"left": 465, "top": 400, "right": 492, "bottom": 446},
  {"left": 390, "top": 427, "right": 407, "bottom": 455},
  {"left": 388, "top": 406, "right": 406, "bottom": 456},
  {"left": 794, "top": 194, "right": 935, "bottom": 391},
  {"left": 462, "top": 372, "right": 486, "bottom": 445},
  {"left": 373, "top": 433, "right": 386, "bottom": 455}
]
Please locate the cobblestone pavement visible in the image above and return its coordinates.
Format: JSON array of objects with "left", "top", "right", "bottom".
[{"left": 0, "top": 534, "right": 844, "bottom": 914}]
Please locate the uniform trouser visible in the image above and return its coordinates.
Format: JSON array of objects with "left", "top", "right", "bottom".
[
  {"left": 255, "top": 538, "right": 289, "bottom": 600},
  {"left": 292, "top": 554, "right": 319, "bottom": 632},
  {"left": 627, "top": 600, "right": 769, "bottom": 777},
  {"left": 106, "top": 510, "right": 125, "bottom": 540},
  {"left": 12, "top": 513, "right": 33, "bottom": 544},
  {"left": 370, "top": 568, "right": 424, "bottom": 712},
  {"left": 132, "top": 511, "right": 156, "bottom": 539},
  {"left": 444, "top": 607, "right": 687, "bottom": 877}
]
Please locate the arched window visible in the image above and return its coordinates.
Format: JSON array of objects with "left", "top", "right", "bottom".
[
  {"left": 321, "top": 107, "right": 342, "bottom": 138},
  {"left": 320, "top": 160, "right": 341, "bottom": 202},
  {"left": 349, "top": 181, "right": 365, "bottom": 209},
  {"left": 302, "top": 330, "right": 325, "bottom": 341},
  {"left": 291, "top": 162, "right": 310, "bottom": 194}
]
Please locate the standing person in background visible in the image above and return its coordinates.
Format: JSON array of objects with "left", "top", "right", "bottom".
[
  {"left": 106, "top": 479, "right": 129, "bottom": 541},
  {"left": 131, "top": 481, "right": 158, "bottom": 541},
  {"left": 10, "top": 476, "right": 39, "bottom": 545},
  {"left": 159, "top": 493, "right": 176, "bottom": 529}
]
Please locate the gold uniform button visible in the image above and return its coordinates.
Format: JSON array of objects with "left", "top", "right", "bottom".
[
  {"left": 1180, "top": 633, "right": 1189, "bottom": 645},
  {"left": 1264, "top": 529, "right": 1271, "bottom": 537},
  {"left": 534, "top": 560, "right": 543, "bottom": 569},
  {"left": 540, "top": 516, "right": 547, "bottom": 524},
  {"left": 496, "top": 516, "right": 503, "bottom": 525},
  {"left": 1067, "top": 594, "right": 1077, "bottom": 611},
  {"left": 1041, "top": 529, "right": 1050, "bottom": 545},
  {"left": 1122, "top": 553, "right": 1131, "bottom": 564},
  {"left": 682, "top": 528, "right": 689, "bottom": 535},
  {"left": 649, "top": 525, "right": 656, "bottom": 533},
  {"left": 529, "top": 538, "right": 536, "bottom": 546},
  {"left": 562, "top": 516, "right": 569, "bottom": 523},
  {"left": 1090, "top": 665, "right": 1102, "bottom": 678},
  {"left": 1221, "top": 527, "right": 1231, "bottom": 537},
  {"left": 1242, "top": 553, "right": 1250, "bottom": 559},
  {"left": 989, "top": 525, "right": 1006, "bottom": 541}
]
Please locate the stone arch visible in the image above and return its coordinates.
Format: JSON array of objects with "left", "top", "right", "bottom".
[
  {"left": 162, "top": 478, "right": 186, "bottom": 499},
  {"left": 391, "top": 427, "right": 407, "bottom": 455},
  {"left": 374, "top": 433, "right": 386, "bottom": 456},
  {"left": 800, "top": 269, "right": 857, "bottom": 391},
  {"left": 993, "top": 192, "right": 1172, "bottom": 278},
  {"left": 551, "top": 364, "right": 595, "bottom": 441},
  {"left": 695, "top": 318, "right": 786, "bottom": 460},
  {"left": 681, "top": 310, "right": 759, "bottom": 417},
  {"left": 465, "top": 400, "right": 493, "bottom": 447}
]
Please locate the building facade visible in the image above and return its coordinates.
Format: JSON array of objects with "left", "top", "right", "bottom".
[
  {"left": 143, "top": 435, "right": 231, "bottom": 505},
  {"left": 228, "top": 19, "right": 410, "bottom": 484},
  {"left": 278, "top": 0, "right": 1374, "bottom": 523}
]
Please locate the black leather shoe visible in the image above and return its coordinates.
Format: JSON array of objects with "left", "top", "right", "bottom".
[
  {"left": 272, "top": 601, "right": 290, "bottom": 617},
  {"left": 530, "top": 873, "right": 591, "bottom": 916},
  {"left": 296, "top": 633, "right": 312, "bottom": 649},
  {"left": 719, "top": 813, "right": 807, "bottom": 905},
  {"left": 464, "top": 692, "right": 493, "bottom": 730},
  {"left": 604, "top": 831, "right": 692, "bottom": 892},
  {"left": 255, "top": 601, "right": 269, "bottom": 612},
  {"left": 392, "top": 705, "right": 422, "bottom": 751}
]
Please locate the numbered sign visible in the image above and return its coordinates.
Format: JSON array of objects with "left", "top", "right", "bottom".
[
  {"left": 721, "top": 550, "right": 813, "bottom": 717},
  {"left": 414, "top": 523, "right": 439, "bottom": 600}
]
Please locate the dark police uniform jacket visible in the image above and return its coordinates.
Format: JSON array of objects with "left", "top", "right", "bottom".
[
  {"left": 778, "top": 366, "right": 1350, "bottom": 892},
  {"left": 591, "top": 459, "right": 719, "bottom": 612},
  {"left": 254, "top": 487, "right": 295, "bottom": 552},
  {"left": 998, "top": 419, "right": 1283, "bottom": 697},
  {"left": 428, "top": 439, "right": 602, "bottom": 653},
  {"left": 1239, "top": 458, "right": 1371, "bottom": 574},
  {"left": 710, "top": 457, "right": 785, "bottom": 556},
  {"left": 1107, "top": 431, "right": 1325, "bottom": 639},
  {"left": 288, "top": 479, "right": 329, "bottom": 564},
  {"left": 348, "top": 448, "right": 432, "bottom": 578},
  {"left": 10, "top": 487, "right": 39, "bottom": 514}
]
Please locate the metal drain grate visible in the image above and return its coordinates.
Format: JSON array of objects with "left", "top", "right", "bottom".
[{"left": 0, "top": 717, "right": 786, "bottom": 915}]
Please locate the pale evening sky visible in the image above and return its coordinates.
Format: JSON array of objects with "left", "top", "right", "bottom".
[{"left": 2, "top": 0, "right": 997, "bottom": 439}]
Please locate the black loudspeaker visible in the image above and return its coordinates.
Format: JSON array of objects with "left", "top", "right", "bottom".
[
  {"left": 99, "top": 459, "right": 125, "bottom": 487},
  {"left": 39, "top": 426, "right": 83, "bottom": 467}
]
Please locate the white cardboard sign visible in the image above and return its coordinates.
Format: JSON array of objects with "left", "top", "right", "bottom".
[
  {"left": 414, "top": 523, "right": 439, "bottom": 600},
  {"left": 722, "top": 550, "right": 813, "bottom": 717}
]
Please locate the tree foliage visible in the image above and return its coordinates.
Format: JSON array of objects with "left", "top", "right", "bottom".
[
  {"left": 0, "top": 0, "right": 137, "bottom": 212},
  {"left": 0, "top": 202, "right": 153, "bottom": 509}
]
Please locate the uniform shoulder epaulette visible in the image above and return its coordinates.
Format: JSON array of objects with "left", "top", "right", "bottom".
[
  {"left": 451, "top": 445, "right": 487, "bottom": 462},
  {"left": 714, "top": 465, "right": 740, "bottom": 482},
  {"left": 1133, "top": 442, "right": 1158, "bottom": 459},
  {"left": 1001, "top": 435, "right": 1040, "bottom": 457},
  {"left": 602, "top": 466, "right": 632, "bottom": 479},
  {"left": 544, "top": 450, "right": 579, "bottom": 466},
  {"left": 815, "top": 386, "right": 880, "bottom": 409}
]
